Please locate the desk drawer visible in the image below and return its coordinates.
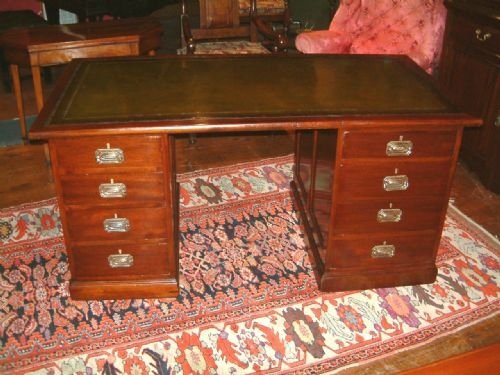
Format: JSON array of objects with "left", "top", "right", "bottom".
[
  {"left": 342, "top": 129, "right": 457, "bottom": 159},
  {"left": 52, "top": 135, "right": 164, "bottom": 173},
  {"left": 328, "top": 232, "right": 437, "bottom": 268},
  {"left": 336, "top": 160, "right": 451, "bottom": 199},
  {"left": 447, "top": 12, "right": 499, "bottom": 57},
  {"left": 65, "top": 207, "right": 168, "bottom": 242},
  {"left": 332, "top": 198, "right": 444, "bottom": 235},
  {"left": 71, "top": 242, "right": 175, "bottom": 280},
  {"left": 60, "top": 173, "right": 165, "bottom": 205}
]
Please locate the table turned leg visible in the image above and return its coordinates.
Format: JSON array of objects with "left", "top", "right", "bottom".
[
  {"left": 9, "top": 64, "right": 28, "bottom": 141},
  {"left": 31, "top": 65, "right": 45, "bottom": 112}
]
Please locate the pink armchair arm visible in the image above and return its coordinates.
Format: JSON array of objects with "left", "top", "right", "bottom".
[
  {"left": 295, "top": 30, "right": 351, "bottom": 54},
  {"left": 295, "top": 0, "right": 447, "bottom": 74}
]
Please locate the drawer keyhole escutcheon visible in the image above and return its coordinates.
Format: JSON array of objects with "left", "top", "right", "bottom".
[
  {"left": 95, "top": 143, "right": 125, "bottom": 164},
  {"left": 108, "top": 249, "right": 134, "bottom": 268},
  {"left": 371, "top": 242, "right": 396, "bottom": 258},
  {"left": 99, "top": 179, "right": 127, "bottom": 198},
  {"left": 103, "top": 213, "right": 130, "bottom": 232},
  {"left": 386, "top": 136, "right": 413, "bottom": 156}
]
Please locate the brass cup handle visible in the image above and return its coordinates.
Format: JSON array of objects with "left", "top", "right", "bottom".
[
  {"left": 99, "top": 181, "right": 127, "bottom": 198},
  {"left": 377, "top": 208, "right": 402, "bottom": 223},
  {"left": 386, "top": 140, "right": 413, "bottom": 157},
  {"left": 475, "top": 29, "right": 491, "bottom": 42},
  {"left": 108, "top": 250, "right": 134, "bottom": 268},
  {"left": 371, "top": 243, "right": 396, "bottom": 258},
  {"left": 383, "top": 175, "right": 409, "bottom": 191},
  {"left": 95, "top": 147, "right": 124, "bottom": 164},
  {"left": 103, "top": 216, "right": 130, "bottom": 232}
]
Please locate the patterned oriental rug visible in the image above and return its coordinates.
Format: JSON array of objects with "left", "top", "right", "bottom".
[{"left": 0, "top": 155, "right": 499, "bottom": 374}]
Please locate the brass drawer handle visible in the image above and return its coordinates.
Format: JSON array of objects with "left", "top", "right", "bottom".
[
  {"left": 377, "top": 208, "right": 402, "bottom": 223},
  {"left": 99, "top": 179, "right": 127, "bottom": 198},
  {"left": 371, "top": 242, "right": 396, "bottom": 258},
  {"left": 108, "top": 249, "right": 134, "bottom": 268},
  {"left": 383, "top": 174, "right": 409, "bottom": 191},
  {"left": 475, "top": 29, "right": 491, "bottom": 42},
  {"left": 103, "top": 214, "right": 130, "bottom": 233},
  {"left": 95, "top": 143, "right": 124, "bottom": 164},
  {"left": 386, "top": 140, "right": 413, "bottom": 157}
]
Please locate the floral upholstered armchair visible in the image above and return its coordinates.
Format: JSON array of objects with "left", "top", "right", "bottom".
[
  {"left": 295, "top": 0, "right": 447, "bottom": 74},
  {"left": 180, "top": 0, "right": 290, "bottom": 54}
]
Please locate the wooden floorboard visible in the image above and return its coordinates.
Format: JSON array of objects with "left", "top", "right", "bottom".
[
  {"left": 0, "top": 144, "right": 54, "bottom": 207},
  {"left": 399, "top": 342, "right": 500, "bottom": 374}
]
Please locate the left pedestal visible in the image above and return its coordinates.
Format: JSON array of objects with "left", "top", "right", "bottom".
[{"left": 48, "top": 134, "right": 178, "bottom": 300}]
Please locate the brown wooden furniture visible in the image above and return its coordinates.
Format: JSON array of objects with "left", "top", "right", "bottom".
[
  {"left": 438, "top": 0, "right": 500, "bottom": 193},
  {"left": 248, "top": 0, "right": 292, "bottom": 52},
  {"left": 0, "top": 10, "right": 49, "bottom": 93},
  {"left": 0, "top": 17, "right": 163, "bottom": 140},
  {"left": 181, "top": 0, "right": 289, "bottom": 53},
  {"left": 29, "top": 55, "right": 480, "bottom": 300},
  {"left": 40, "top": 0, "right": 174, "bottom": 24},
  {"left": 185, "top": 0, "right": 250, "bottom": 40}
]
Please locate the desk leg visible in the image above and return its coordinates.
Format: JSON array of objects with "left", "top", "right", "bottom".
[
  {"left": 9, "top": 64, "right": 27, "bottom": 141},
  {"left": 31, "top": 65, "right": 44, "bottom": 112}
]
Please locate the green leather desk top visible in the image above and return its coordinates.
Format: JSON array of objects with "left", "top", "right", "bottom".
[{"left": 31, "top": 54, "right": 469, "bottom": 137}]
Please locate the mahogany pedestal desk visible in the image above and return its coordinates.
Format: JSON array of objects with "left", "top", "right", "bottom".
[
  {"left": 0, "top": 17, "right": 163, "bottom": 141},
  {"left": 29, "top": 55, "right": 481, "bottom": 300}
]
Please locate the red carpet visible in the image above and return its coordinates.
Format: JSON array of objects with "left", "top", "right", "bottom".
[{"left": 0, "top": 155, "right": 499, "bottom": 374}]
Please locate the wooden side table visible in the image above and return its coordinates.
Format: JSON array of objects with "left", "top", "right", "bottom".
[
  {"left": 0, "top": 10, "right": 48, "bottom": 93},
  {"left": 0, "top": 17, "right": 163, "bottom": 141}
]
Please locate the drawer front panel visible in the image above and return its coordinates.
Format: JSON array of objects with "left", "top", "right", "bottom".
[
  {"left": 52, "top": 135, "right": 163, "bottom": 172},
  {"left": 71, "top": 242, "right": 175, "bottom": 280},
  {"left": 336, "top": 160, "right": 451, "bottom": 198},
  {"left": 328, "top": 233, "right": 437, "bottom": 268},
  {"left": 342, "top": 129, "right": 457, "bottom": 159},
  {"left": 60, "top": 173, "right": 165, "bottom": 204},
  {"left": 448, "top": 13, "right": 499, "bottom": 56},
  {"left": 65, "top": 207, "right": 168, "bottom": 242},
  {"left": 332, "top": 198, "right": 444, "bottom": 234}
]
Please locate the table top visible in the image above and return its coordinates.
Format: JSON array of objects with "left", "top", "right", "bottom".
[
  {"left": 0, "top": 17, "right": 162, "bottom": 51},
  {"left": 30, "top": 54, "right": 481, "bottom": 139}
]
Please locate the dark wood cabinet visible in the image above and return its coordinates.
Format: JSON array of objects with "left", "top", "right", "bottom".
[{"left": 439, "top": 0, "right": 500, "bottom": 193}]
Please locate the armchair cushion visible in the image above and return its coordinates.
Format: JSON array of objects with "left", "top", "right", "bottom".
[{"left": 295, "top": 0, "right": 447, "bottom": 74}]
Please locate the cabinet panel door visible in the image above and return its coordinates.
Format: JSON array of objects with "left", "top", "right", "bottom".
[
  {"left": 482, "top": 76, "right": 500, "bottom": 191},
  {"left": 438, "top": 7, "right": 500, "bottom": 192}
]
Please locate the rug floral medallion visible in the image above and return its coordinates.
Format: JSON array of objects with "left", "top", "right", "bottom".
[{"left": 0, "top": 155, "right": 499, "bottom": 374}]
